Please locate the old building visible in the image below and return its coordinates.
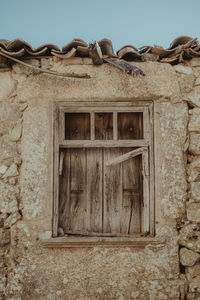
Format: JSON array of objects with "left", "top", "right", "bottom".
[{"left": 0, "top": 37, "right": 200, "bottom": 299}]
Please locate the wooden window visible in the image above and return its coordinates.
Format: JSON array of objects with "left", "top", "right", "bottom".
[{"left": 53, "top": 102, "right": 154, "bottom": 238}]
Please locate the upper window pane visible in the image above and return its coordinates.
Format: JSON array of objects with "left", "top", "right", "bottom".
[
  {"left": 65, "top": 113, "right": 90, "bottom": 140},
  {"left": 118, "top": 112, "right": 143, "bottom": 139},
  {"left": 95, "top": 113, "right": 113, "bottom": 140}
]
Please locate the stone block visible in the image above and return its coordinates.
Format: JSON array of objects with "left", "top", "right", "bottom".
[
  {"left": 0, "top": 181, "right": 19, "bottom": 214},
  {"left": 0, "top": 165, "right": 8, "bottom": 176},
  {"left": 0, "top": 135, "right": 18, "bottom": 165},
  {"left": 187, "top": 86, "right": 200, "bottom": 107},
  {"left": 0, "top": 72, "right": 16, "bottom": 100},
  {"left": 189, "top": 133, "right": 200, "bottom": 155},
  {"left": 2, "top": 163, "right": 19, "bottom": 178},
  {"left": 190, "top": 58, "right": 200, "bottom": 67},
  {"left": 9, "top": 120, "right": 22, "bottom": 142},
  {"left": 174, "top": 65, "right": 195, "bottom": 94},
  {"left": 0, "top": 102, "right": 22, "bottom": 136},
  {"left": 179, "top": 224, "right": 200, "bottom": 252},
  {"left": 191, "top": 182, "right": 200, "bottom": 202},
  {"left": 174, "top": 65, "right": 193, "bottom": 75},
  {"left": 187, "top": 158, "right": 200, "bottom": 182},
  {"left": 187, "top": 203, "right": 200, "bottom": 222},
  {"left": 188, "top": 108, "right": 200, "bottom": 133},
  {"left": 4, "top": 212, "right": 21, "bottom": 228},
  {"left": 180, "top": 247, "right": 200, "bottom": 266},
  {"left": 0, "top": 228, "right": 10, "bottom": 245},
  {"left": 195, "top": 77, "right": 200, "bottom": 86},
  {"left": 186, "top": 263, "right": 200, "bottom": 281}
]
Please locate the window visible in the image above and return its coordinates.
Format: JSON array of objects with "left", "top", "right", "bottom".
[{"left": 53, "top": 102, "right": 154, "bottom": 238}]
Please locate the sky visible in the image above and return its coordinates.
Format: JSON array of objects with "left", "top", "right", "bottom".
[{"left": 0, "top": 0, "right": 200, "bottom": 52}]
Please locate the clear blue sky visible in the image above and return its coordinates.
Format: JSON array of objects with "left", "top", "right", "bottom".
[{"left": 0, "top": 0, "right": 200, "bottom": 52}]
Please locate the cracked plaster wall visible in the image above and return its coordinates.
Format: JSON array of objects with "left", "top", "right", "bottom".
[{"left": 0, "top": 56, "right": 199, "bottom": 299}]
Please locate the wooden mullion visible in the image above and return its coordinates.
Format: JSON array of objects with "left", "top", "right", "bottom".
[
  {"left": 59, "top": 109, "right": 65, "bottom": 143},
  {"left": 143, "top": 107, "right": 150, "bottom": 141},
  {"left": 142, "top": 149, "right": 150, "bottom": 233},
  {"left": 113, "top": 112, "right": 118, "bottom": 140},
  {"left": 149, "top": 103, "right": 155, "bottom": 236},
  {"left": 90, "top": 112, "right": 95, "bottom": 140},
  {"left": 53, "top": 104, "right": 59, "bottom": 237}
]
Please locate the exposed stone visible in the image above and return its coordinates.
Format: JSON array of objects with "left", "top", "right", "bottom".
[
  {"left": 19, "top": 103, "right": 28, "bottom": 112},
  {"left": 186, "top": 263, "right": 200, "bottom": 282},
  {"left": 0, "top": 228, "right": 10, "bottom": 245},
  {"left": 0, "top": 135, "right": 18, "bottom": 164},
  {"left": 174, "top": 65, "right": 194, "bottom": 75},
  {"left": 189, "top": 276, "right": 200, "bottom": 293},
  {"left": 187, "top": 157, "right": 200, "bottom": 182},
  {"left": 8, "top": 177, "right": 18, "bottom": 186},
  {"left": 14, "top": 156, "right": 22, "bottom": 166},
  {"left": 195, "top": 77, "right": 200, "bottom": 86},
  {"left": 0, "top": 181, "right": 19, "bottom": 214},
  {"left": 2, "top": 163, "right": 18, "bottom": 178},
  {"left": 189, "top": 133, "right": 200, "bottom": 155},
  {"left": 187, "top": 203, "right": 200, "bottom": 222},
  {"left": 174, "top": 65, "right": 195, "bottom": 93},
  {"left": 187, "top": 86, "right": 200, "bottom": 107},
  {"left": 0, "top": 165, "right": 8, "bottom": 175},
  {"left": 0, "top": 102, "right": 22, "bottom": 136},
  {"left": 9, "top": 120, "right": 22, "bottom": 142},
  {"left": 4, "top": 212, "right": 21, "bottom": 229},
  {"left": 191, "top": 182, "right": 200, "bottom": 202},
  {"left": 0, "top": 72, "right": 16, "bottom": 100},
  {"left": 180, "top": 247, "right": 200, "bottom": 266},
  {"left": 188, "top": 108, "right": 200, "bottom": 133},
  {"left": 190, "top": 58, "right": 200, "bottom": 67},
  {"left": 0, "top": 213, "right": 7, "bottom": 227},
  {"left": 179, "top": 224, "right": 200, "bottom": 252}
]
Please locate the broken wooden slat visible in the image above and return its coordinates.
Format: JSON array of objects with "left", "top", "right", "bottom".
[{"left": 105, "top": 147, "right": 147, "bottom": 167}]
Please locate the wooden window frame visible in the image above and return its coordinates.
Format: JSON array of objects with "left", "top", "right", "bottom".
[{"left": 52, "top": 101, "right": 154, "bottom": 238}]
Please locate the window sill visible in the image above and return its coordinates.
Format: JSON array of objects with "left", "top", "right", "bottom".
[{"left": 40, "top": 236, "right": 165, "bottom": 248}]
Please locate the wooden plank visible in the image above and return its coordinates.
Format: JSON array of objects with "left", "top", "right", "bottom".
[
  {"left": 53, "top": 104, "right": 59, "bottom": 237},
  {"left": 105, "top": 147, "right": 147, "bottom": 167},
  {"left": 65, "top": 113, "right": 90, "bottom": 140},
  {"left": 118, "top": 112, "right": 143, "bottom": 139},
  {"left": 85, "top": 148, "right": 102, "bottom": 232},
  {"left": 104, "top": 148, "right": 122, "bottom": 233},
  {"left": 142, "top": 150, "right": 150, "bottom": 232},
  {"left": 90, "top": 112, "right": 95, "bottom": 141},
  {"left": 58, "top": 149, "right": 70, "bottom": 233},
  {"left": 59, "top": 152, "right": 65, "bottom": 175},
  {"left": 113, "top": 112, "right": 118, "bottom": 140},
  {"left": 121, "top": 149, "right": 142, "bottom": 234},
  {"left": 95, "top": 113, "right": 113, "bottom": 140},
  {"left": 60, "top": 140, "right": 149, "bottom": 148},
  {"left": 67, "top": 149, "right": 86, "bottom": 232}
]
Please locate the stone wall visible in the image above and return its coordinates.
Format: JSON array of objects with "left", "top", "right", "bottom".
[
  {"left": 177, "top": 58, "right": 200, "bottom": 300},
  {"left": 0, "top": 56, "right": 199, "bottom": 299}
]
